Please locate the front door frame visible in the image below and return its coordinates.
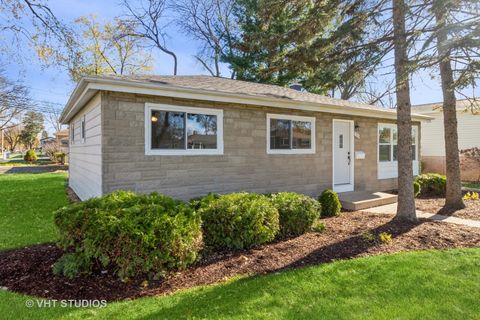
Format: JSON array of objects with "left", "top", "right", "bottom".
[{"left": 332, "top": 119, "right": 355, "bottom": 192}]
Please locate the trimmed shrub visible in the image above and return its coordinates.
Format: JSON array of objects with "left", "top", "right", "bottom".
[
  {"left": 53, "top": 191, "right": 203, "bottom": 279},
  {"left": 199, "top": 192, "right": 279, "bottom": 250},
  {"left": 319, "top": 189, "right": 341, "bottom": 216},
  {"left": 189, "top": 192, "right": 220, "bottom": 211},
  {"left": 413, "top": 181, "right": 421, "bottom": 197},
  {"left": 24, "top": 149, "right": 37, "bottom": 162},
  {"left": 415, "top": 173, "right": 446, "bottom": 197},
  {"left": 270, "top": 192, "right": 321, "bottom": 237}
]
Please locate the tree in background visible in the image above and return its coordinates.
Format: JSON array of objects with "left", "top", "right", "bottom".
[
  {"left": 68, "top": 15, "right": 153, "bottom": 82},
  {"left": 174, "top": 0, "right": 237, "bottom": 77},
  {"left": 0, "top": 71, "right": 31, "bottom": 130},
  {"left": 3, "top": 125, "right": 22, "bottom": 152},
  {"left": 121, "top": 0, "right": 178, "bottom": 75},
  {"left": 20, "top": 111, "right": 44, "bottom": 150}
]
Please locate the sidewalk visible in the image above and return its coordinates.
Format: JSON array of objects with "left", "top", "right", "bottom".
[{"left": 363, "top": 203, "right": 480, "bottom": 228}]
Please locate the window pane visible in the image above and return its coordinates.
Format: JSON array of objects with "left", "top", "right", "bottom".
[
  {"left": 393, "top": 128, "right": 397, "bottom": 144},
  {"left": 292, "top": 120, "right": 311, "bottom": 149},
  {"left": 379, "top": 127, "right": 391, "bottom": 143},
  {"left": 151, "top": 110, "right": 185, "bottom": 149},
  {"left": 379, "top": 145, "right": 391, "bottom": 162},
  {"left": 187, "top": 113, "right": 217, "bottom": 149},
  {"left": 411, "top": 127, "right": 417, "bottom": 144},
  {"left": 412, "top": 145, "right": 416, "bottom": 160},
  {"left": 270, "top": 119, "right": 291, "bottom": 149},
  {"left": 393, "top": 145, "right": 398, "bottom": 161}
]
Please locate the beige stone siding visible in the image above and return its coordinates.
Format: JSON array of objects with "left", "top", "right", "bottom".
[
  {"left": 98, "top": 91, "right": 419, "bottom": 200},
  {"left": 69, "top": 93, "right": 102, "bottom": 200}
]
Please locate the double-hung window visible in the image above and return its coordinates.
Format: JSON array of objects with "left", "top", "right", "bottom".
[
  {"left": 378, "top": 123, "right": 419, "bottom": 179},
  {"left": 145, "top": 103, "right": 224, "bottom": 155},
  {"left": 267, "top": 114, "right": 315, "bottom": 154}
]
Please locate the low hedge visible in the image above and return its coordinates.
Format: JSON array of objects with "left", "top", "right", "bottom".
[
  {"left": 270, "top": 192, "right": 321, "bottom": 237},
  {"left": 53, "top": 191, "right": 203, "bottom": 279},
  {"left": 319, "top": 189, "right": 342, "bottom": 216},
  {"left": 198, "top": 192, "right": 279, "bottom": 250},
  {"left": 415, "top": 173, "right": 446, "bottom": 197}
]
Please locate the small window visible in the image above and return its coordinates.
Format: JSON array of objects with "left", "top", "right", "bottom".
[
  {"left": 70, "top": 123, "right": 75, "bottom": 143},
  {"left": 378, "top": 124, "right": 417, "bottom": 162},
  {"left": 81, "top": 115, "right": 86, "bottom": 142},
  {"left": 267, "top": 114, "right": 315, "bottom": 154},
  {"left": 146, "top": 104, "right": 223, "bottom": 155}
]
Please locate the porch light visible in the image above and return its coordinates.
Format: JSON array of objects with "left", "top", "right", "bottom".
[
  {"left": 151, "top": 115, "right": 158, "bottom": 122},
  {"left": 354, "top": 124, "right": 360, "bottom": 138}
]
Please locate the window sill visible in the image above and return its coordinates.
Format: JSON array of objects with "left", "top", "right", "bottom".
[
  {"left": 145, "top": 149, "right": 224, "bottom": 156},
  {"left": 267, "top": 149, "right": 315, "bottom": 155}
]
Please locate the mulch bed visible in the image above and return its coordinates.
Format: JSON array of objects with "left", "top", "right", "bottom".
[
  {"left": 416, "top": 198, "right": 480, "bottom": 221},
  {"left": 1, "top": 212, "right": 479, "bottom": 302}
]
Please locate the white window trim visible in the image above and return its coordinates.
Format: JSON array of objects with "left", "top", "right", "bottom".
[
  {"left": 266, "top": 113, "right": 316, "bottom": 154},
  {"left": 70, "top": 122, "right": 75, "bottom": 144},
  {"left": 81, "top": 115, "right": 86, "bottom": 143},
  {"left": 145, "top": 103, "right": 224, "bottom": 156},
  {"left": 377, "top": 123, "right": 419, "bottom": 179},
  {"left": 377, "top": 123, "right": 418, "bottom": 163}
]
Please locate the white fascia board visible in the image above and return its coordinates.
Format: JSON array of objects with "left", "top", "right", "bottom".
[{"left": 61, "top": 77, "right": 434, "bottom": 123}]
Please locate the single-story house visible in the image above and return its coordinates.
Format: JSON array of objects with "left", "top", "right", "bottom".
[
  {"left": 414, "top": 99, "right": 479, "bottom": 176},
  {"left": 59, "top": 75, "right": 431, "bottom": 201}
]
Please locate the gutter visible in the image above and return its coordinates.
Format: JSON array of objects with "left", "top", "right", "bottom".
[{"left": 60, "top": 77, "right": 434, "bottom": 124}]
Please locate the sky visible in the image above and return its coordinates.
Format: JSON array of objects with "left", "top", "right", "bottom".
[{"left": 3, "top": 0, "right": 479, "bottom": 134}]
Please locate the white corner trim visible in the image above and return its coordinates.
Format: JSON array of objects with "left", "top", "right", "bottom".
[
  {"left": 332, "top": 119, "right": 355, "bottom": 192},
  {"left": 266, "top": 113, "right": 316, "bottom": 155},
  {"left": 144, "top": 103, "right": 224, "bottom": 156}
]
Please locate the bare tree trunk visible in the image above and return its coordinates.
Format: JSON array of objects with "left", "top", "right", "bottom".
[
  {"left": 392, "top": 0, "right": 416, "bottom": 221},
  {"left": 434, "top": 5, "right": 465, "bottom": 209}
]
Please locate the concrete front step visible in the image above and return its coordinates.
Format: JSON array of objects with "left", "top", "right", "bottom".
[{"left": 338, "top": 191, "right": 398, "bottom": 211}]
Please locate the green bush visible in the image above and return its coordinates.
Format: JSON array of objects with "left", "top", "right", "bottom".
[
  {"left": 270, "top": 192, "right": 321, "bottom": 237},
  {"left": 53, "top": 191, "right": 203, "bottom": 280},
  {"left": 413, "top": 181, "right": 421, "bottom": 197},
  {"left": 319, "top": 189, "right": 342, "bottom": 216},
  {"left": 415, "top": 173, "right": 446, "bottom": 197},
  {"left": 24, "top": 149, "right": 37, "bottom": 162},
  {"left": 189, "top": 192, "right": 220, "bottom": 211},
  {"left": 199, "top": 192, "right": 279, "bottom": 250}
]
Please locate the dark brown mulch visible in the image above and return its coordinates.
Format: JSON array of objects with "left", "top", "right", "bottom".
[
  {"left": 66, "top": 186, "right": 81, "bottom": 203},
  {"left": 1, "top": 212, "right": 479, "bottom": 302},
  {"left": 416, "top": 198, "right": 480, "bottom": 221}
]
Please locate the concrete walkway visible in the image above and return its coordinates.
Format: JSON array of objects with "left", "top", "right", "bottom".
[{"left": 363, "top": 203, "right": 480, "bottom": 228}]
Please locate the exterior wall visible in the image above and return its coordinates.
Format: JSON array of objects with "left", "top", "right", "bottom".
[
  {"left": 421, "top": 111, "right": 480, "bottom": 157},
  {"left": 69, "top": 93, "right": 102, "bottom": 200},
  {"left": 100, "top": 91, "right": 409, "bottom": 200}
]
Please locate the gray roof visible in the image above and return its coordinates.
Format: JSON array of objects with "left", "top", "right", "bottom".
[
  {"left": 61, "top": 74, "right": 433, "bottom": 123},
  {"left": 413, "top": 98, "right": 480, "bottom": 113},
  {"left": 96, "top": 74, "right": 395, "bottom": 113}
]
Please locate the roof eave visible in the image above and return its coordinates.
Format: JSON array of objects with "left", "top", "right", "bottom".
[{"left": 60, "top": 77, "right": 434, "bottom": 123}]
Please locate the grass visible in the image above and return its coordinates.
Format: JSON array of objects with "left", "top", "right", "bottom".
[
  {"left": 0, "top": 173, "right": 69, "bottom": 249},
  {"left": 0, "top": 249, "right": 479, "bottom": 320},
  {"left": 0, "top": 153, "right": 55, "bottom": 166},
  {"left": 463, "top": 181, "right": 480, "bottom": 190},
  {"left": 0, "top": 173, "right": 479, "bottom": 319}
]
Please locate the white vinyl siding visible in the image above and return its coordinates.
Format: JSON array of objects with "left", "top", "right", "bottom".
[
  {"left": 421, "top": 111, "right": 480, "bottom": 157},
  {"left": 69, "top": 93, "right": 102, "bottom": 200},
  {"left": 378, "top": 123, "right": 419, "bottom": 179}
]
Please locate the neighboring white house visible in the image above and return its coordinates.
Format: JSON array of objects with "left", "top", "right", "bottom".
[{"left": 414, "top": 99, "right": 480, "bottom": 174}]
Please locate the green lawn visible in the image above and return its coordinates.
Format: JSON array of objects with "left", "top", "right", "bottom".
[
  {"left": 463, "top": 181, "right": 480, "bottom": 190},
  {"left": 0, "top": 173, "right": 479, "bottom": 320},
  {"left": 0, "top": 173, "right": 69, "bottom": 249},
  {"left": 0, "top": 249, "right": 479, "bottom": 320}
]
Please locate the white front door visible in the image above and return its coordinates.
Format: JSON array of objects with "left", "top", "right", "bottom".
[{"left": 333, "top": 120, "right": 354, "bottom": 192}]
